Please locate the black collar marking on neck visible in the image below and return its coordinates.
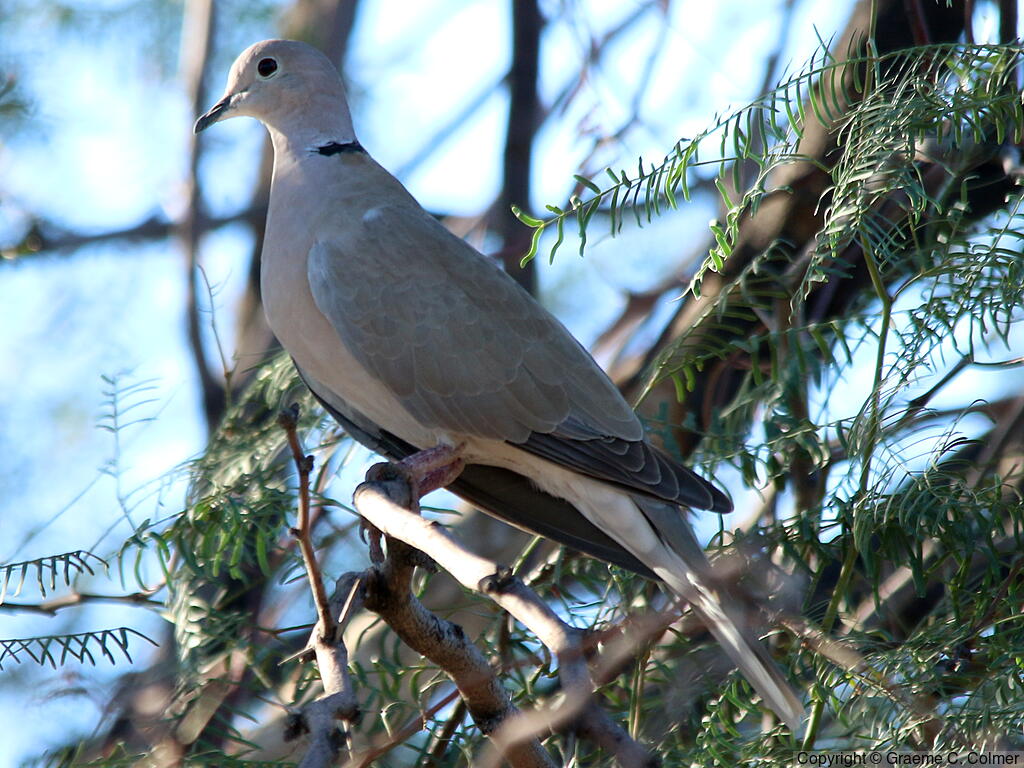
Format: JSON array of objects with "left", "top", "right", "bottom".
[{"left": 313, "top": 140, "right": 365, "bottom": 156}]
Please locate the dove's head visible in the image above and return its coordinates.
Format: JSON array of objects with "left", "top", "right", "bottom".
[{"left": 194, "top": 39, "right": 355, "bottom": 145}]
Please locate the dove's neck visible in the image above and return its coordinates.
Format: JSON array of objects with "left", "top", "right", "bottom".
[{"left": 266, "top": 93, "right": 357, "bottom": 159}]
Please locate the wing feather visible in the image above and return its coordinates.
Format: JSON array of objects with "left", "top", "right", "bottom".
[{"left": 520, "top": 429, "right": 732, "bottom": 513}]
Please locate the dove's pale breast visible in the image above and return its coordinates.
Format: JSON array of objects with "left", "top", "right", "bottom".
[{"left": 259, "top": 141, "right": 448, "bottom": 448}]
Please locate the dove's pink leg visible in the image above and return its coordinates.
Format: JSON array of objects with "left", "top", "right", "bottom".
[
  {"left": 395, "top": 443, "right": 467, "bottom": 498},
  {"left": 362, "top": 444, "right": 466, "bottom": 562}
]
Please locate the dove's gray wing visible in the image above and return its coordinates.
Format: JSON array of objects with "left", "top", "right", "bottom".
[
  {"left": 308, "top": 199, "right": 729, "bottom": 512},
  {"left": 300, "top": 365, "right": 657, "bottom": 577},
  {"left": 307, "top": 202, "right": 641, "bottom": 444}
]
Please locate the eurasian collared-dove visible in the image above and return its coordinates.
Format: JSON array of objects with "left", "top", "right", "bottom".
[{"left": 195, "top": 39, "right": 803, "bottom": 731}]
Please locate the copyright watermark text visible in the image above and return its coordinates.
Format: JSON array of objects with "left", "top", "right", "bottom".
[{"left": 794, "top": 752, "right": 1024, "bottom": 766}]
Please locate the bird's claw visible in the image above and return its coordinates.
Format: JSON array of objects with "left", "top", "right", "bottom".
[{"left": 360, "top": 520, "right": 386, "bottom": 563}]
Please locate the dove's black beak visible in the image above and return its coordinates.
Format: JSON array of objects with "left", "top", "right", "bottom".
[{"left": 194, "top": 95, "right": 233, "bottom": 134}]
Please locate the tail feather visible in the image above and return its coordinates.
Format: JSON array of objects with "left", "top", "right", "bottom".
[
  {"left": 635, "top": 497, "right": 804, "bottom": 733},
  {"left": 655, "top": 561, "right": 804, "bottom": 733}
]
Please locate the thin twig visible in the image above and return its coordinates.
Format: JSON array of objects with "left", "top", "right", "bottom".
[
  {"left": 279, "top": 406, "right": 334, "bottom": 637},
  {"left": 423, "top": 698, "right": 467, "bottom": 767},
  {"left": 279, "top": 408, "right": 361, "bottom": 768},
  {"left": 179, "top": 0, "right": 225, "bottom": 431},
  {"left": 0, "top": 590, "right": 163, "bottom": 616},
  {"left": 343, "top": 686, "right": 464, "bottom": 768}
]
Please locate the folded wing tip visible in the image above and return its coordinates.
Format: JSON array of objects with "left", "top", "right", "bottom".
[{"left": 708, "top": 484, "right": 734, "bottom": 514}]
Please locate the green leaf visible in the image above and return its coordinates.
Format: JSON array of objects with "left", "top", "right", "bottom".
[
  {"left": 573, "top": 173, "right": 602, "bottom": 195},
  {"left": 510, "top": 204, "right": 543, "bottom": 228},
  {"left": 519, "top": 221, "right": 544, "bottom": 268}
]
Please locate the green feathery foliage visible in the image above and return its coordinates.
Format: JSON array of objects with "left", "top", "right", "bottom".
[
  {"left": 0, "top": 550, "right": 105, "bottom": 603},
  {"left": 507, "top": 39, "right": 1024, "bottom": 762},
  {"left": 0, "top": 627, "right": 156, "bottom": 671}
]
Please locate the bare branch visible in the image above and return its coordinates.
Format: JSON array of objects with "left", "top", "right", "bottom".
[
  {"left": 180, "top": 0, "right": 225, "bottom": 431},
  {"left": 279, "top": 408, "right": 360, "bottom": 767},
  {"left": 279, "top": 406, "right": 335, "bottom": 636},
  {"left": 291, "top": 575, "right": 362, "bottom": 768},
  {"left": 353, "top": 467, "right": 656, "bottom": 767},
  {"left": 0, "top": 590, "right": 162, "bottom": 616},
  {"left": 494, "top": 0, "right": 543, "bottom": 294},
  {"left": 0, "top": 206, "right": 266, "bottom": 260}
]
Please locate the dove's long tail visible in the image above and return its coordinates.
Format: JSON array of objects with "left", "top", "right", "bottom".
[
  {"left": 656, "top": 560, "right": 804, "bottom": 733},
  {"left": 631, "top": 495, "right": 804, "bottom": 733},
  {"left": 552, "top": 471, "right": 804, "bottom": 732}
]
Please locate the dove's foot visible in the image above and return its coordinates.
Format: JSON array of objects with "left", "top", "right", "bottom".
[
  {"left": 366, "top": 443, "right": 466, "bottom": 505},
  {"left": 400, "top": 443, "right": 466, "bottom": 497},
  {"left": 361, "top": 444, "right": 464, "bottom": 564}
]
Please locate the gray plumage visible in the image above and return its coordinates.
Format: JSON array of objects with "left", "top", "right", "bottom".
[{"left": 306, "top": 196, "right": 640, "bottom": 443}]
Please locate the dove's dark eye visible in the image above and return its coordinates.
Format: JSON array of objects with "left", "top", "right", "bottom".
[{"left": 257, "top": 58, "right": 278, "bottom": 78}]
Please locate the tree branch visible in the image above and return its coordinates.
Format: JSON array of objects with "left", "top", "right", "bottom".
[
  {"left": 290, "top": 574, "right": 362, "bottom": 768},
  {"left": 353, "top": 466, "right": 657, "bottom": 767},
  {"left": 494, "top": 0, "right": 543, "bottom": 295},
  {"left": 180, "top": 0, "right": 225, "bottom": 432},
  {"left": 1, "top": 206, "right": 266, "bottom": 260},
  {"left": 279, "top": 408, "right": 360, "bottom": 767},
  {"left": 0, "top": 590, "right": 162, "bottom": 616},
  {"left": 280, "top": 406, "right": 334, "bottom": 634},
  {"left": 354, "top": 475, "right": 556, "bottom": 768}
]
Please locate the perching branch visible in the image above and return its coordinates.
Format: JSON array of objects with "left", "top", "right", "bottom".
[
  {"left": 353, "top": 474, "right": 556, "bottom": 768},
  {"left": 353, "top": 466, "right": 657, "bottom": 767}
]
